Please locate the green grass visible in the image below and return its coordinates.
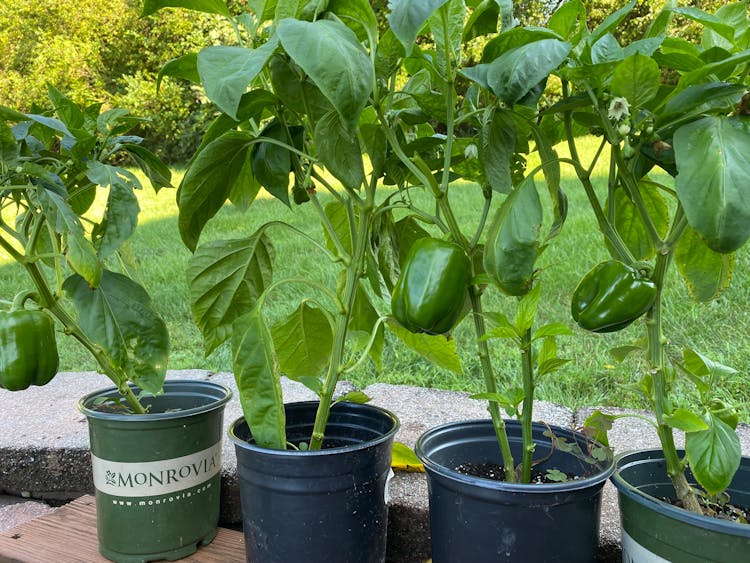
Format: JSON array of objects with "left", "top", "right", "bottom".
[{"left": 2, "top": 138, "right": 749, "bottom": 416}]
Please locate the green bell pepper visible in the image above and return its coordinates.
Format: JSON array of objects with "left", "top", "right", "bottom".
[
  {"left": 0, "top": 296, "right": 59, "bottom": 391},
  {"left": 571, "top": 260, "right": 657, "bottom": 333},
  {"left": 391, "top": 238, "right": 471, "bottom": 335}
]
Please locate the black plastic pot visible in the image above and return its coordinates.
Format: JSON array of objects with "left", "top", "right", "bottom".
[
  {"left": 415, "top": 419, "right": 614, "bottom": 563},
  {"left": 228, "top": 401, "right": 399, "bottom": 563},
  {"left": 611, "top": 449, "right": 750, "bottom": 562},
  {"left": 79, "top": 379, "right": 231, "bottom": 563}
]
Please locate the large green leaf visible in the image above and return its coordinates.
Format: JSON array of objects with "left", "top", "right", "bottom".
[
  {"left": 606, "top": 182, "right": 669, "bottom": 261},
  {"left": 611, "top": 53, "right": 660, "bottom": 108},
  {"left": 386, "top": 318, "right": 463, "bottom": 374},
  {"left": 481, "top": 108, "right": 514, "bottom": 194},
  {"left": 251, "top": 121, "right": 295, "bottom": 206},
  {"left": 93, "top": 182, "right": 140, "bottom": 259},
  {"left": 662, "top": 83, "right": 746, "bottom": 123},
  {"left": 122, "top": 143, "right": 173, "bottom": 192},
  {"left": 141, "top": 0, "right": 231, "bottom": 16},
  {"left": 314, "top": 111, "right": 365, "bottom": 190},
  {"left": 588, "top": 0, "right": 636, "bottom": 46},
  {"left": 37, "top": 189, "right": 102, "bottom": 287},
  {"left": 197, "top": 39, "right": 279, "bottom": 120},
  {"left": 675, "top": 224, "right": 734, "bottom": 303},
  {"left": 327, "top": 0, "right": 378, "bottom": 43},
  {"left": 322, "top": 201, "right": 353, "bottom": 258},
  {"left": 187, "top": 233, "right": 274, "bottom": 355},
  {"left": 429, "top": 0, "right": 464, "bottom": 74},
  {"left": 471, "top": 39, "right": 571, "bottom": 106},
  {"left": 277, "top": 19, "right": 373, "bottom": 130},
  {"left": 232, "top": 305, "right": 286, "bottom": 450},
  {"left": 63, "top": 270, "right": 169, "bottom": 394},
  {"left": 271, "top": 302, "right": 333, "bottom": 378},
  {"left": 349, "top": 283, "right": 384, "bottom": 371},
  {"left": 157, "top": 53, "right": 200, "bottom": 92},
  {"left": 178, "top": 130, "right": 255, "bottom": 251},
  {"left": 388, "top": 0, "right": 449, "bottom": 51},
  {"left": 674, "top": 116, "right": 750, "bottom": 253},
  {"left": 685, "top": 414, "right": 741, "bottom": 495},
  {"left": 483, "top": 177, "right": 542, "bottom": 296}
]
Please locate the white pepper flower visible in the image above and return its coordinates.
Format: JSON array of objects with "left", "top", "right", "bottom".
[
  {"left": 608, "top": 97, "right": 630, "bottom": 121},
  {"left": 464, "top": 143, "right": 478, "bottom": 159}
]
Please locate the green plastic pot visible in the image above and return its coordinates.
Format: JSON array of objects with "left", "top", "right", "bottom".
[
  {"left": 611, "top": 449, "right": 750, "bottom": 562},
  {"left": 79, "top": 380, "right": 231, "bottom": 563}
]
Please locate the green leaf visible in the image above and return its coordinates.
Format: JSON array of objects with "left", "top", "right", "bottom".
[
  {"left": 481, "top": 108, "right": 514, "bottom": 194},
  {"left": 178, "top": 130, "right": 255, "bottom": 251},
  {"left": 686, "top": 414, "right": 741, "bottom": 495},
  {"left": 670, "top": 7, "right": 735, "bottom": 43},
  {"left": 0, "top": 122, "right": 17, "bottom": 163},
  {"left": 611, "top": 53, "right": 661, "bottom": 108},
  {"left": 63, "top": 270, "right": 169, "bottom": 394},
  {"left": 588, "top": 0, "right": 636, "bottom": 46},
  {"left": 387, "top": 318, "right": 463, "bottom": 374},
  {"left": 251, "top": 121, "right": 295, "bottom": 206},
  {"left": 187, "top": 233, "right": 274, "bottom": 355},
  {"left": 484, "top": 177, "right": 542, "bottom": 296},
  {"left": 336, "top": 390, "right": 372, "bottom": 405},
  {"left": 141, "top": 0, "right": 231, "bottom": 16},
  {"left": 314, "top": 111, "right": 365, "bottom": 190},
  {"left": 591, "top": 34, "right": 623, "bottom": 64},
  {"left": 606, "top": 182, "right": 669, "bottom": 261},
  {"left": 157, "top": 53, "right": 200, "bottom": 92},
  {"left": 322, "top": 200, "right": 353, "bottom": 258},
  {"left": 47, "top": 85, "right": 84, "bottom": 130},
  {"left": 277, "top": 19, "right": 373, "bottom": 130},
  {"left": 388, "top": 0, "right": 449, "bottom": 51},
  {"left": 197, "top": 39, "right": 279, "bottom": 120},
  {"left": 533, "top": 323, "right": 572, "bottom": 340},
  {"left": 478, "top": 39, "right": 571, "bottom": 106},
  {"left": 675, "top": 224, "right": 734, "bottom": 303},
  {"left": 349, "top": 283, "right": 384, "bottom": 371},
  {"left": 683, "top": 348, "right": 737, "bottom": 380},
  {"left": 94, "top": 182, "right": 140, "bottom": 259},
  {"left": 123, "top": 144, "right": 173, "bottom": 192},
  {"left": 583, "top": 410, "right": 616, "bottom": 447},
  {"left": 514, "top": 283, "right": 541, "bottom": 334},
  {"left": 271, "top": 302, "right": 333, "bottom": 378},
  {"left": 232, "top": 305, "right": 286, "bottom": 450},
  {"left": 663, "top": 83, "right": 746, "bottom": 122},
  {"left": 609, "top": 345, "right": 643, "bottom": 363},
  {"left": 67, "top": 232, "right": 103, "bottom": 288},
  {"left": 547, "top": 0, "right": 585, "bottom": 40},
  {"left": 663, "top": 408, "right": 709, "bottom": 432},
  {"left": 327, "top": 0, "right": 378, "bottom": 43},
  {"left": 391, "top": 442, "right": 424, "bottom": 472},
  {"left": 429, "top": 0, "right": 464, "bottom": 75},
  {"left": 674, "top": 116, "right": 750, "bottom": 253}
]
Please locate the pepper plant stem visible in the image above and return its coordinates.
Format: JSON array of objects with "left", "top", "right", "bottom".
[
  {"left": 520, "top": 327, "right": 535, "bottom": 483},
  {"left": 468, "top": 284, "right": 517, "bottom": 482}
]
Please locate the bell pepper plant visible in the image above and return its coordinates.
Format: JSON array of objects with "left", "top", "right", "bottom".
[
  {"left": 146, "top": 0, "right": 605, "bottom": 483},
  {"left": 0, "top": 87, "right": 171, "bottom": 412},
  {"left": 547, "top": 1, "right": 750, "bottom": 514}
]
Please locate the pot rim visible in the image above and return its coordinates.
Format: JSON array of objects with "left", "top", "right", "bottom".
[
  {"left": 415, "top": 418, "right": 615, "bottom": 493},
  {"left": 78, "top": 379, "right": 232, "bottom": 421},
  {"left": 611, "top": 448, "right": 750, "bottom": 536},
  {"left": 228, "top": 400, "right": 400, "bottom": 456}
]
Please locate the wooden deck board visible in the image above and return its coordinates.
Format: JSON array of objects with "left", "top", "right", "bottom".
[{"left": 0, "top": 496, "right": 245, "bottom": 562}]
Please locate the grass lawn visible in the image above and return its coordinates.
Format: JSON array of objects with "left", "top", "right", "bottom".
[{"left": 2, "top": 138, "right": 749, "bottom": 416}]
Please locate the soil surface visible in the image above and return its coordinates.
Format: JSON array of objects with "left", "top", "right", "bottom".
[{"left": 454, "top": 462, "right": 579, "bottom": 484}]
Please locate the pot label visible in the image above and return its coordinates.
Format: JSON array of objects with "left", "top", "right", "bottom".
[
  {"left": 92, "top": 442, "right": 222, "bottom": 498},
  {"left": 621, "top": 530, "right": 669, "bottom": 563}
]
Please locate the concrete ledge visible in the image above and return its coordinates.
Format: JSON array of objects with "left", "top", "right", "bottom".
[{"left": 2, "top": 371, "right": 749, "bottom": 562}]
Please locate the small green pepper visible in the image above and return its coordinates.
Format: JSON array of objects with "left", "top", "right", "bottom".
[
  {"left": 0, "top": 295, "right": 59, "bottom": 391},
  {"left": 391, "top": 238, "right": 470, "bottom": 335},
  {"left": 571, "top": 260, "right": 657, "bottom": 333}
]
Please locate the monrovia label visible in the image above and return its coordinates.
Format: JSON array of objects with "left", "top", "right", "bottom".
[
  {"left": 92, "top": 442, "right": 221, "bottom": 497},
  {"left": 621, "top": 530, "right": 669, "bottom": 563}
]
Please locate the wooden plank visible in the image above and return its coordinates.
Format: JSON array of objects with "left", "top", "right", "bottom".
[{"left": 0, "top": 496, "right": 245, "bottom": 562}]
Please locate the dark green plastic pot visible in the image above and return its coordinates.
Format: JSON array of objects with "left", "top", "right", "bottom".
[
  {"left": 229, "top": 401, "right": 399, "bottom": 563},
  {"left": 612, "top": 449, "right": 750, "bottom": 562},
  {"left": 415, "top": 419, "right": 614, "bottom": 563},
  {"left": 79, "top": 380, "right": 231, "bottom": 563}
]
